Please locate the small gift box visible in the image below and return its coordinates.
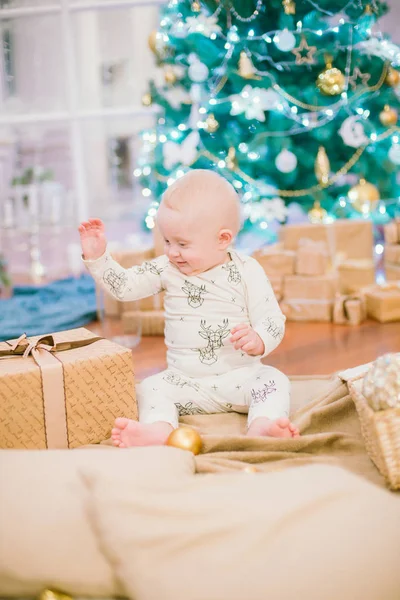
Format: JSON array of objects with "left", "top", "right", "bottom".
[
  {"left": 252, "top": 244, "right": 295, "bottom": 277},
  {"left": 283, "top": 273, "right": 339, "bottom": 301},
  {"left": 122, "top": 310, "right": 165, "bottom": 336},
  {"left": 333, "top": 294, "right": 367, "bottom": 326},
  {"left": 337, "top": 259, "right": 375, "bottom": 294},
  {"left": 280, "top": 299, "right": 333, "bottom": 322},
  {"left": 364, "top": 283, "right": 400, "bottom": 323},
  {"left": 384, "top": 244, "right": 400, "bottom": 265},
  {"left": 385, "top": 263, "right": 400, "bottom": 282},
  {"left": 279, "top": 219, "right": 374, "bottom": 260},
  {"left": 383, "top": 219, "right": 400, "bottom": 245},
  {"left": 295, "top": 238, "right": 329, "bottom": 276},
  {"left": 0, "top": 328, "right": 137, "bottom": 449}
]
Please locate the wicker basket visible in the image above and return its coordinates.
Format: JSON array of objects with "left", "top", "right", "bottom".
[{"left": 349, "top": 376, "right": 400, "bottom": 490}]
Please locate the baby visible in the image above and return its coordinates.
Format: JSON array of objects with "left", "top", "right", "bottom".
[{"left": 79, "top": 169, "right": 299, "bottom": 447}]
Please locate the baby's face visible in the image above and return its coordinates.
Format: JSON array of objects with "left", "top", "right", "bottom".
[{"left": 157, "top": 208, "right": 225, "bottom": 276}]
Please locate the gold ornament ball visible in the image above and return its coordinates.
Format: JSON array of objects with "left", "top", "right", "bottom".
[
  {"left": 204, "top": 113, "right": 220, "bottom": 133},
  {"left": 141, "top": 92, "right": 153, "bottom": 107},
  {"left": 164, "top": 67, "right": 177, "bottom": 85},
  {"left": 385, "top": 67, "right": 400, "bottom": 87},
  {"left": 362, "top": 353, "right": 400, "bottom": 411},
  {"left": 191, "top": 0, "right": 201, "bottom": 10},
  {"left": 317, "top": 66, "right": 345, "bottom": 96},
  {"left": 379, "top": 105, "right": 398, "bottom": 127},
  {"left": 348, "top": 178, "right": 380, "bottom": 213},
  {"left": 166, "top": 426, "right": 202, "bottom": 455},
  {"left": 38, "top": 590, "right": 73, "bottom": 600}
]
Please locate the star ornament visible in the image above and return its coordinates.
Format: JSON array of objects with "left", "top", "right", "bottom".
[
  {"left": 348, "top": 66, "right": 371, "bottom": 90},
  {"left": 291, "top": 36, "right": 317, "bottom": 65}
]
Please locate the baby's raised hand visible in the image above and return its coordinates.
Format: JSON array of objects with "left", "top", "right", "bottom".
[
  {"left": 230, "top": 324, "right": 265, "bottom": 356},
  {"left": 78, "top": 218, "right": 107, "bottom": 261}
]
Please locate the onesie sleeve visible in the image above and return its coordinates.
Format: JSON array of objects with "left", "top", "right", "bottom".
[
  {"left": 83, "top": 249, "right": 168, "bottom": 301},
  {"left": 242, "top": 256, "right": 286, "bottom": 358}
]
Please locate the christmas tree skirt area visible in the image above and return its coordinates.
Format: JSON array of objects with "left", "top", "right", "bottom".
[
  {"left": 2, "top": 365, "right": 400, "bottom": 600},
  {"left": 0, "top": 275, "right": 97, "bottom": 341}
]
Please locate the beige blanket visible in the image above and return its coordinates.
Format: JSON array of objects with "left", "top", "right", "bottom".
[
  {"left": 180, "top": 373, "right": 386, "bottom": 488},
  {"left": 101, "top": 368, "right": 386, "bottom": 488}
]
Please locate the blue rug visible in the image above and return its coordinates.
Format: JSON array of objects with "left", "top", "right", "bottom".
[{"left": 0, "top": 275, "right": 97, "bottom": 342}]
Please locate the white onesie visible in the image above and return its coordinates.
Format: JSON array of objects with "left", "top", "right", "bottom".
[{"left": 84, "top": 248, "right": 290, "bottom": 428}]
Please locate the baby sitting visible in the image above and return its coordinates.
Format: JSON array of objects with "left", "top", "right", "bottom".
[{"left": 79, "top": 169, "right": 299, "bottom": 447}]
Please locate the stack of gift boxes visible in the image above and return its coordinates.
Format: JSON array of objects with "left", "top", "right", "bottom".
[{"left": 253, "top": 219, "right": 400, "bottom": 325}]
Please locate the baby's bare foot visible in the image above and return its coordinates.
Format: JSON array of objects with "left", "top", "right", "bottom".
[
  {"left": 247, "top": 416, "right": 300, "bottom": 439},
  {"left": 111, "top": 418, "right": 173, "bottom": 448}
]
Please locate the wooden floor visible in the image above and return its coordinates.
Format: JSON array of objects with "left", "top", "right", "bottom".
[{"left": 87, "top": 320, "right": 400, "bottom": 381}]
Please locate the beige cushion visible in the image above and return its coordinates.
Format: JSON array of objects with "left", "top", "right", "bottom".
[
  {"left": 0, "top": 446, "right": 194, "bottom": 596},
  {"left": 82, "top": 464, "right": 400, "bottom": 600}
]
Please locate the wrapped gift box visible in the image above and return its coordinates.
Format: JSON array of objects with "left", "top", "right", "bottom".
[
  {"left": 283, "top": 274, "right": 338, "bottom": 301},
  {"left": 337, "top": 259, "right": 375, "bottom": 294},
  {"left": 0, "top": 328, "right": 137, "bottom": 450},
  {"left": 383, "top": 219, "right": 400, "bottom": 245},
  {"left": 385, "top": 263, "right": 400, "bottom": 282},
  {"left": 280, "top": 300, "right": 333, "bottom": 322},
  {"left": 279, "top": 219, "right": 374, "bottom": 260},
  {"left": 252, "top": 244, "right": 295, "bottom": 277},
  {"left": 364, "top": 284, "right": 400, "bottom": 323},
  {"left": 122, "top": 310, "right": 165, "bottom": 336},
  {"left": 295, "top": 238, "right": 329, "bottom": 276},
  {"left": 384, "top": 244, "right": 400, "bottom": 265},
  {"left": 333, "top": 294, "right": 366, "bottom": 326}
]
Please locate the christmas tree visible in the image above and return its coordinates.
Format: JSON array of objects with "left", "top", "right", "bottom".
[{"left": 136, "top": 0, "right": 400, "bottom": 244}]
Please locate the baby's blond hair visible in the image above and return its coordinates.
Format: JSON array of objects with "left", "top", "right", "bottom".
[{"left": 161, "top": 169, "right": 241, "bottom": 236}]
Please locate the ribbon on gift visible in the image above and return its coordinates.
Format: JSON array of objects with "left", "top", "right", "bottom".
[{"left": 0, "top": 333, "right": 102, "bottom": 449}]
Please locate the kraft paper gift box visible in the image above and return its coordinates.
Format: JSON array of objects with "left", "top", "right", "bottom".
[
  {"left": 279, "top": 219, "right": 374, "bottom": 260},
  {"left": 385, "top": 263, "right": 400, "bottom": 282},
  {"left": 384, "top": 244, "right": 400, "bottom": 265},
  {"left": 337, "top": 259, "right": 375, "bottom": 294},
  {"left": 283, "top": 273, "right": 339, "bottom": 301},
  {"left": 280, "top": 299, "right": 333, "bottom": 322},
  {"left": 252, "top": 244, "right": 295, "bottom": 277},
  {"left": 364, "top": 283, "right": 400, "bottom": 323},
  {"left": 0, "top": 327, "right": 137, "bottom": 450},
  {"left": 383, "top": 219, "right": 400, "bottom": 245},
  {"left": 122, "top": 310, "right": 165, "bottom": 336},
  {"left": 333, "top": 294, "right": 367, "bottom": 326},
  {"left": 295, "top": 238, "right": 329, "bottom": 276}
]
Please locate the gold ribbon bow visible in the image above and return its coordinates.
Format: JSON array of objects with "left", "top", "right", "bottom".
[{"left": 1, "top": 333, "right": 102, "bottom": 449}]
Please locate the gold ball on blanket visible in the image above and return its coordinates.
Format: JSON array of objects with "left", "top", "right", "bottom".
[
  {"left": 362, "top": 353, "right": 400, "bottom": 411},
  {"left": 38, "top": 590, "right": 73, "bottom": 600},
  {"left": 379, "top": 104, "right": 398, "bottom": 127},
  {"left": 167, "top": 426, "right": 202, "bottom": 455},
  {"left": 348, "top": 178, "right": 380, "bottom": 212},
  {"left": 385, "top": 67, "right": 400, "bottom": 87}
]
